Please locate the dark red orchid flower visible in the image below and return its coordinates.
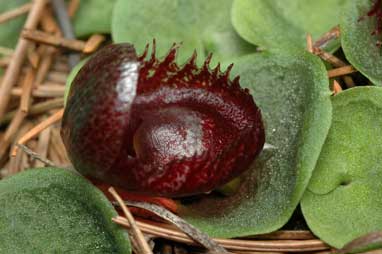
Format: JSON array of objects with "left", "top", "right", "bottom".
[{"left": 61, "top": 42, "right": 265, "bottom": 197}]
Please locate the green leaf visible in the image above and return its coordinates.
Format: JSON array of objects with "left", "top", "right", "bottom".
[
  {"left": 301, "top": 87, "right": 382, "bottom": 248},
  {"left": 64, "top": 57, "right": 88, "bottom": 106},
  {"left": 111, "top": 0, "right": 256, "bottom": 65},
  {"left": 231, "top": 0, "right": 346, "bottom": 50},
  {"left": 180, "top": 49, "right": 332, "bottom": 238},
  {"left": 72, "top": 0, "right": 116, "bottom": 37},
  {"left": 0, "top": 168, "right": 131, "bottom": 253},
  {"left": 0, "top": 0, "right": 28, "bottom": 48},
  {"left": 340, "top": 0, "right": 382, "bottom": 86}
]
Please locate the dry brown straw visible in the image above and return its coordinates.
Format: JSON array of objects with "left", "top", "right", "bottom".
[
  {"left": 12, "top": 84, "right": 65, "bottom": 98},
  {"left": 0, "top": 0, "right": 47, "bottom": 121},
  {"left": 20, "top": 67, "right": 36, "bottom": 113},
  {"left": 12, "top": 108, "right": 64, "bottom": 156},
  {"left": 306, "top": 33, "right": 313, "bottom": 53},
  {"left": 109, "top": 187, "right": 153, "bottom": 254},
  {"left": 113, "top": 217, "right": 329, "bottom": 252},
  {"left": 332, "top": 80, "right": 342, "bottom": 94},
  {"left": 67, "top": 0, "right": 80, "bottom": 18},
  {"left": 0, "top": 3, "right": 32, "bottom": 24},
  {"left": 83, "top": 34, "right": 106, "bottom": 53},
  {"left": 314, "top": 25, "right": 340, "bottom": 49},
  {"left": 22, "top": 29, "right": 86, "bottom": 52},
  {"left": 328, "top": 65, "right": 357, "bottom": 78}
]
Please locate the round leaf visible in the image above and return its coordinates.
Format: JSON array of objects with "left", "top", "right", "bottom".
[
  {"left": 341, "top": 0, "right": 382, "bottom": 86},
  {"left": 231, "top": 0, "right": 346, "bottom": 50},
  {"left": 111, "top": 0, "right": 256, "bottom": 64},
  {"left": 0, "top": 168, "right": 131, "bottom": 253},
  {"left": 73, "top": 0, "right": 116, "bottom": 37},
  {"left": 180, "top": 49, "right": 332, "bottom": 238},
  {"left": 301, "top": 87, "right": 382, "bottom": 248},
  {"left": 0, "top": 0, "right": 28, "bottom": 48}
]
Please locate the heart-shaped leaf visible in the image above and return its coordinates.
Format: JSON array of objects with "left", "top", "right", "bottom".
[
  {"left": 301, "top": 87, "right": 382, "bottom": 248},
  {"left": 180, "top": 49, "right": 332, "bottom": 238},
  {"left": 231, "top": 0, "right": 346, "bottom": 51},
  {"left": 0, "top": 167, "right": 131, "bottom": 253},
  {"left": 72, "top": 0, "right": 116, "bottom": 37},
  {"left": 340, "top": 0, "right": 382, "bottom": 86},
  {"left": 111, "top": 0, "right": 256, "bottom": 65},
  {"left": 0, "top": 0, "right": 28, "bottom": 48}
]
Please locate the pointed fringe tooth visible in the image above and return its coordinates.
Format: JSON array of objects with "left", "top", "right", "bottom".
[
  {"left": 190, "top": 50, "right": 197, "bottom": 64},
  {"left": 138, "top": 43, "right": 150, "bottom": 61},
  {"left": 138, "top": 41, "right": 157, "bottom": 79},
  {"left": 224, "top": 64, "right": 234, "bottom": 79},
  {"left": 179, "top": 50, "right": 197, "bottom": 72},
  {"left": 176, "top": 50, "right": 198, "bottom": 77},
  {"left": 212, "top": 63, "right": 221, "bottom": 77},
  {"left": 140, "top": 40, "right": 157, "bottom": 73},
  {"left": 138, "top": 44, "right": 249, "bottom": 94},
  {"left": 194, "top": 53, "right": 213, "bottom": 86},
  {"left": 162, "top": 43, "right": 179, "bottom": 65},
  {"left": 232, "top": 76, "right": 240, "bottom": 88},
  {"left": 203, "top": 53, "right": 213, "bottom": 70},
  {"left": 154, "top": 43, "right": 181, "bottom": 77},
  {"left": 214, "top": 63, "right": 232, "bottom": 87},
  {"left": 150, "top": 39, "right": 157, "bottom": 61},
  {"left": 167, "top": 50, "right": 198, "bottom": 86}
]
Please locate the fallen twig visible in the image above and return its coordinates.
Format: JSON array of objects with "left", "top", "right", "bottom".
[
  {"left": 16, "top": 143, "right": 56, "bottom": 167},
  {"left": 114, "top": 200, "right": 228, "bottom": 253},
  {"left": 34, "top": 125, "right": 52, "bottom": 167}
]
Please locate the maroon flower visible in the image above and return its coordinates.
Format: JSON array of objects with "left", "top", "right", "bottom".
[{"left": 61, "top": 43, "right": 265, "bottom": 197}]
